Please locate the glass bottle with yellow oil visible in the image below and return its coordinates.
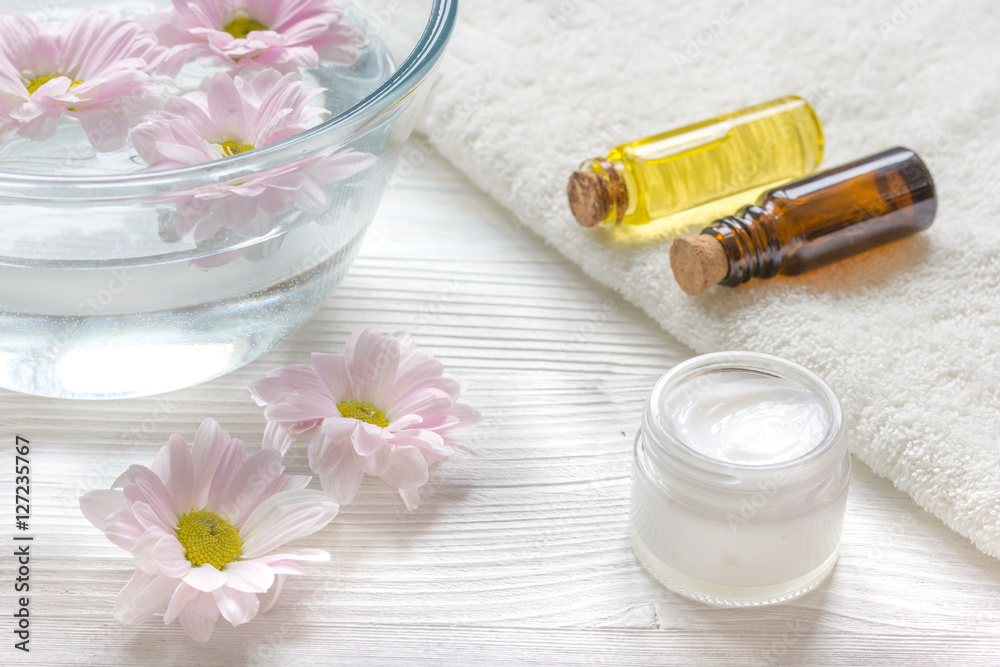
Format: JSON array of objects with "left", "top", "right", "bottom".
[{"left": 567, "top": 96, "right": 824, "bottom": 229}]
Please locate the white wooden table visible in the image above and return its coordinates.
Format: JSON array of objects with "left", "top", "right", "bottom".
[{"left": 3, "top": 147, "right": 999, "bottom": 666}]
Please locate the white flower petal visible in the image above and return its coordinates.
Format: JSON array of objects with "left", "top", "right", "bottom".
[
  {"left": 344, "top": 329, "right": 380, "bottom": 392},
  {"left": 348, "top": 330, "right": 401, "bottom": 401},
  {"left": 104, "top": 508, "right": 148, "bottom": 551},
  {"left": 205, "top": 72, "right": 247, "bottom": 141},
  {"left": 392, "top": 430, "right": 453, "bottom": 457},
  {"left": 148, "top": 443, "right": 171, "bottom": 482},
  {"left": 79, "top": 489, "right": 144, "bottom": 551},
  {"left": 261, "top": 573, "right": 287, "bottom": 613},
  {"left": 190, "top": 418, "right": 230, "bottom": 508},
  {"left": 356, "top": 446, "right": 390, "bottom": 478},
  {"left": 131, "top": 500, "right": 173, "bottom": 533},
  {"left": 369, "top": 336, "right": 401, "bottom": 401},
  {"left": 222, "top": 560, "right": 275, "bottom": 594},
  {"left": 254, "top": 549, "right": 329, "bottom": 576},
  {"left": 132, "top": 526, "right": 174, "bottom": 575},
  {"left": 183, "top": 563, "right": 228, "bottom": 593},
  {"left": 113, "top": 571, "right": 178, "bottom": 626},
  {"left": 262, "top": 422, "right": 293, "bottom": 456},
  {"left": 385, "top": 349, "right": 445, "bottom": 405},
  {"left": 321, "top": 417, "right": 356, "bottom": 443},
  {"left": 262, "top": 560, "right": 304, "bottom": 576},
  {"left": 206, "top": 438, "right": 247, "bottom": 513},
  {"left": 319, "top": 453, "right": 365, "bottom": 506},
  {"left": 351, "top": 421, "right": 390, "bottom": 457},
  {"left": 446, "top": 402, "right": 482, "bottom": 432},
  {"left": 251, "top": 364, "right": 327, "bottom": 406},
  {"left": 239, "top": 490, "right": 338, "bottom": 560},
  {"left": 264, "top": 393, "right": 340, "bottom": 425},
  {"left": 219, "top": 448, "right": 284, "bottom": 526},
  {"left": 380, "top": 446, "right": 429, "bottom": 491},
  {"left": 178, "top": 592, "right": 220, "bottom": 644},
  {"left": 310, "top": 430, "right": 367, "bottom": 504},
  {"left": 388, "top": 388, "right": 455, "bottom": 425},
  {"left": 179, "top": 613, "right": 216, "bottom": 643},
  {"left": 165, "top": 434, "right": 194, "bottom": 514},
  {"left": 213, "top": 587, "right": 260, "bottom": 627},
  {"left": 399, "top": 486, "right": 422, "bottom": 511},
  {"left": 10, "top": 104, "right": 62, "bottom": 141},
  {"left": 150, "top": 534, "right": 192, "bottom": 579},
  {"left": 273, "top": 474, "right": 312, "bottom": 493},
  {"left": 293, "top": 175, "right": 331, "bottom": 214},
  {"left": 164, "top": 582, "right": 201, "bottom": 625},
  {"left": 386, "top": 413, "right": 423, "bottom": 431},
  {"left": 311, "top": 352, "right": 352, "bottom": 399},
  {"left": 77, "top": 109, "right": 129, "bottom": 152},
  {"left": 129, "top": 466, "right": 179, "bottom": 529},
  {"left": 111, "top": 468, "right": 135, "bottom": 489}
]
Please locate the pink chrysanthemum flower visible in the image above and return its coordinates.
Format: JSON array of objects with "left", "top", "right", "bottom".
[
  {"left": 0, "top": 12, "right": 166, "bottom": 151},
  {"left": 133, "top": 69, "right": 374, "bottom": 245},
  {"left": 145, "top": 0, "right": 365, "bottom": 74},
  {"left": 252, "top": 330, "right": 481, "bottom": 510},
  {"left": 134, "top": 69, "right": 326, "bottom": 172},
  {"left": 79, "top": 419, "right": 338, "bottom": 643}
]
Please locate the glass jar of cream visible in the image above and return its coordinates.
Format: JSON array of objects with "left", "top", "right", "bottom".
[{"left": 629, "top": 352, "right": 850, "bottom": 606}]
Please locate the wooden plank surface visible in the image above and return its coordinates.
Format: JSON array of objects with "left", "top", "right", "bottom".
[{"left": 1, "top": 148, "right": 999, "bottom": 666}]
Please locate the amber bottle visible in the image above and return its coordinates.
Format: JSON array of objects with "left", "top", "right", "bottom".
[{"left": 670, "top": 147, "right": 937, "bottom": 295}]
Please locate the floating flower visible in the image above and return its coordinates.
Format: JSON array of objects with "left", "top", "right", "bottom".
[
  {"left": 134, "top": 69, "right": 326, "bottom": 172},
  {"left": 0, "top": 12, "right": 167, "bottom": 150},
  {"left": 252, "top": 330, "right": 480, "bottom": 509},
  {"left": 133, "top": 69, "right": 375, "bottom": 247},
  {"left": 79, "top": 418, "right": 338, "bottom": 643},
  {"left": 145, "top": 0, "right": 365, "bottom": 74}
]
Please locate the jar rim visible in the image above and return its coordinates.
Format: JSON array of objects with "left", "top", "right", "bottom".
[{"left": 643, "top": 351, "right": 846, "bottom": 475}]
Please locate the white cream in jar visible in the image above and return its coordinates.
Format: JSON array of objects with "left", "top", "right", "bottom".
[{"left": 629, "top": 352, "right": 850, "bottom": 606}]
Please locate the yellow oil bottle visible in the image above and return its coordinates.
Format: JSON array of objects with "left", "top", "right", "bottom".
[{"left": 567, "top": 96, "right": 824, "bottom": 230}]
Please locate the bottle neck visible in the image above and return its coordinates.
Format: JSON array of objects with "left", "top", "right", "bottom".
[{"left": 703, "top": 205, "right": 784, "bottom": 286}]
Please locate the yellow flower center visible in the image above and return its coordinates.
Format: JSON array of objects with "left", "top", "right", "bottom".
[
  {"left": 224, "top": 16, "right": 268, "bottom": 39},
  {"left": 26, "top": 75, "right": 82, "bottom": 95},
  {"left": 218, "top": 140, "right": 256, "bottom": 157},
  {"left": 176, "top": 510, "right": 242, "bottom": 570},
  {"left": 337, "top": 401, "right": 389, "bottom": 428}
]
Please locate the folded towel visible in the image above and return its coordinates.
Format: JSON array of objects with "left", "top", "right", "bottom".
[{"left": 412, "top": 0, "right": 1000, "bottom": 558}]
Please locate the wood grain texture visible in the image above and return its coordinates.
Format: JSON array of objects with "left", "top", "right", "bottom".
[{"left": 1, "top": 150, "right": 998, "bottom": 666}]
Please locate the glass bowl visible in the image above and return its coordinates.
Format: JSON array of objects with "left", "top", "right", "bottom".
[{"left": 0, "top": 0, "right": 456, "bottom": 399}]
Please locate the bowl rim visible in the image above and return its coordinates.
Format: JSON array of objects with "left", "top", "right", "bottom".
[{"left": 0, "top": 0, "right": 457, "bottom": 202}]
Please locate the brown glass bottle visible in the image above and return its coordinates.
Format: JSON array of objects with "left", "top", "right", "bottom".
[{"left": 670, "top": 147, "right": 937, "bottom": 295}]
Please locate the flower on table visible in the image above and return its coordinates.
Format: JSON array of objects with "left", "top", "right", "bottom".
[
  {"left": 145, "top": 0, "right": 365, "bottom": 74},
  {"left": 133, "top": 69, "right": 375, "bottom": 246},
  {"left": 0, "top": 12, "right": 168, "bottom": 151},
  {"left": 79, "top": 418, "right": 338, "bottom": 643},
  {"left": 252, "top": 329, "right": 481, "bottom": 510}
]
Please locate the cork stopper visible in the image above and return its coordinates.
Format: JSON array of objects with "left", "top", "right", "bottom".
[
  {"left": 567, "top": 170, "right": 611, "bottom": 228},
  {"left": 670, "top": 235, "right": 730, "bottom": 296},
  {"left": 567, "top": 159, "right": 628, "bottom": 228}
]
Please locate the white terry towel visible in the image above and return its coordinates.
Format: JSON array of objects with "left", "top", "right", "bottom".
[{"left": 412, "top": 0, "right": 1000, "bottom": 558}]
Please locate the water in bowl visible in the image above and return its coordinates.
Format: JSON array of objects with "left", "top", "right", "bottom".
[{"left": 0, "top": 18, "right": 398, "bottom": 399}]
